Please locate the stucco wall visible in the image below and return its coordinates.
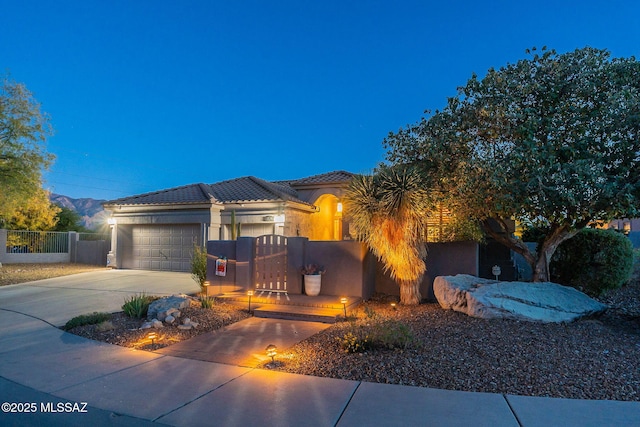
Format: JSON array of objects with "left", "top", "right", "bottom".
[
  {"left": 306, "top": 240, "right": 370, "bottom": 298},
  {"left": 206, "top": 237, "right": 479, "bottom": 301},
  {"left": 374, "top": 240, "right": 479, "bottom": 302}
]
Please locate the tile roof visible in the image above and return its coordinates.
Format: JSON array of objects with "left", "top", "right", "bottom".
[
  {"left": 281, "top": 170, "right": 354, "bottom": 186},
  {"left": 104, "top": 183, "right": 215, "bottom": 206},
  {"left": 208, "top": 176, "right": 309, "bottom": 204},
  {"left": 104, "top": 171, "right": 354, "bottom": 207}
]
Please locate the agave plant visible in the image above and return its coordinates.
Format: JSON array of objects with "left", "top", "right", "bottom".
[{"left": 345, "top": 166, "right": 432, "bottom": 305}]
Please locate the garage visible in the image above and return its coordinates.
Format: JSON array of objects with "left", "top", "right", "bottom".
[{"left": 121, "top": 224, "right": 200, "bottom": 272}]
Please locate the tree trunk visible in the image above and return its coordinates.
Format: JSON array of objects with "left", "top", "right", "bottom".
[
  {"left": 481, "top": 217, "right": 578, "bottom": 283},
  {"left": 399, "top": 280, "right": 421, "bottom": 305},
  {"left": 530, "top": 226, "right": 577, "bottom": 282}
]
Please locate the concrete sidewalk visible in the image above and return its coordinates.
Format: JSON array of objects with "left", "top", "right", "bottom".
[{"left": 1, "top": 271, "right": 639, "bottom": 426}]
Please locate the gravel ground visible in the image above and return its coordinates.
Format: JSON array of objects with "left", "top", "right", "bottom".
[
  {"left": 0, "top": 263, "right": 107, "bottom": 286},
  {"left": 264, "top": 281, "right": 640, "bottom": 402},
  {"left": 66, "top": 281, "right": 640, "bottom": 401},
  {"left": 67, "top": 298, "right": 250, "bottom": 351}
]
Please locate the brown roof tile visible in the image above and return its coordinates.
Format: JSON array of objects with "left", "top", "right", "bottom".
[{"left": 104, "top": 171, "right": 353, "bottom": 207}]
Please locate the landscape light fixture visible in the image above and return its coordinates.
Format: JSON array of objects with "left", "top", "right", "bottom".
[
  {"left": 340, "top": 297, "right": 348, "bottom": 318},
  {"left": 147, "top": 331, "right": 157, "bottom": 345},
  {"left": 247, "top": 290, "right": 254, "bottom": 313},
  {"left": 391, "top": 302, "right": 397, "bottom": 310},
  {"left": 203, "top": 281, "right": 210, "bottom": 296},
  {"left": 266, "top": 344, "right": 277, "bottom": 362}
]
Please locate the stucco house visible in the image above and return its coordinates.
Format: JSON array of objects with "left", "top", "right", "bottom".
[{"left": 103, "top": 171, "right": 354, "bottom": 272}]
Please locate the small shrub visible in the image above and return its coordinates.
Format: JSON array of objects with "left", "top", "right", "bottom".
[
  {"left": 64, "top": 312, "right": 111, "bottom": 330},
  {"left": 374, "top": 319, "right": 415, "bottom": 350},
  {"left": 200, "top": 295, "right": 215, "bottom": 308},
  {"left": 191, "top": 245, "right": 208, "bottom": 294},
  {"left": 122, "top": 293, "right": 154, "bottom": 319},
  {"left": 95, "top": 321, "right": 115, "bottom": 332},
  {"left": 363, "top": 304, "right": 379, "bottom": 320},
  {"left": 338, "top": 316, "right": 416, "bottom": 353},
  {"left": 550, "top": 228, "right": 634, "bottom": 296},
  {"left": 338, "top": 329, "right": 373, "bottom": 353}
]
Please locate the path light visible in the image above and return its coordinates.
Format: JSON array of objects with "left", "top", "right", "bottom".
[
  {"left": 147, "top": 331, "right": 157, "bottom": 345},
  {"left": 247, "top": 290, "right": 253, "bottom": 313},
  {"left": 340, "top": 297, "right": 348, "bottom": 318},
  {"left": 203, "top": 281, "right": 210, "bottom": 296},
  {"left": 266, "top": 344, "right": 277, "bottom": 362},
  {"left": 391, "top": 302, "right": 397, "bottom": 310}
]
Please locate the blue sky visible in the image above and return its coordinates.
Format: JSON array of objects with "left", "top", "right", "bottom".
[{"left": 3, "top": 1, "right": 639, "bottom": 200}]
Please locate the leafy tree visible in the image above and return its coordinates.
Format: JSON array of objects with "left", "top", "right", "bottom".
[
  {"left": 385, "top": 47, "right": 640, "bottom": 282},
  {"left": 0, "top": 75, "right": 54, "bottom": 226},
  {"left": 53, "top": 206, "right": 90, "bottom": 232},
  {"left": 344, "top": 167, "right": 432, "bottom": 305},
  {"left": 5, "top": 188, "right": 60, "bottom": 230}
]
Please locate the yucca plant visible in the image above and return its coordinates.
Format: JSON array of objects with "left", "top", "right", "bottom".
[
  {"left": 345, "top": 166, "right": 432, "bottom": 305},
  {"left": 199, "top": 295, "right": 215, "bottom": 308},
  {"left": 122, "top": 293, "right": 154, "bottom": 319}
]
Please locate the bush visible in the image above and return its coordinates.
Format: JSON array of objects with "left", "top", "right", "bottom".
[
  {"left": 200, "top": 295, "right": 215, "bottom": 308},
  {"left": 338, "top": 329, "right": 373, "bottom": 353},
  {"left": 550, "top": 228, "right": 634, "bottom": 296},
  {"left": 122, "top": 293, "right": 155, "bottom": 319},
  {"left": 191, "top": 245, "right": 208, "bottom": 294},
  {"left": 64, "top": 312, "right": 111, "bottom": 330},
  {"left": 337, "top": 315, "right": 416, "bottom": 353}
]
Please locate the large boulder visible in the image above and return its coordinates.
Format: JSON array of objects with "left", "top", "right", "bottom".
[
  {"left": 433, "top": 274, "right": 607, "bottom": 322},
  {"left": 147, "top": 295, "right": 191, "bottom": 321}
]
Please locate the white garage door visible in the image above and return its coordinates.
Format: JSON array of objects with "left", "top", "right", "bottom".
[{"left": 124, "top": 225, "right": 200, "bottom": 272}]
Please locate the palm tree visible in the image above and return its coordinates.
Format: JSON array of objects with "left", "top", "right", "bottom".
[{"left": 345, "top": 167, "right": 432, "bottom": 305}]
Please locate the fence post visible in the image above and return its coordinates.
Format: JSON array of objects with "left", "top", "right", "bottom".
[
  {"left": 235, "top": 237, "right": 255, "bottom": 290},
  {"left": 69, "top": 232, "right": 78, "bottom": 263},
  {"left": 0, "top": 229, "right": 6, "bottom": 264},
  {"left": 287, "top": 237, "right": 307, "bottom": 294}
]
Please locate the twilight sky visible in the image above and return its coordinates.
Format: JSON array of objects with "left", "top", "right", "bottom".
[{"left": 3, "top": 1, "right": 639, "bottom": 201}]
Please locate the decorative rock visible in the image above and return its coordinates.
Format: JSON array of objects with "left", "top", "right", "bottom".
[
  {"left": 140, "top": 322, "right": 153, "bottom": 329},
  {"left": 177, "top": 324, "right": 192, "bottom": 330},
  {"left": 166, "top": 308, "right": 181, "bottom": 318},
  {"left": 152, "top": 319, "right": 164, "bottom": 328},
  {"left": 147, "top": 295, "right": 190, "bottom": 320},
  {"left": 181, "top": 318, "right": 199, "bottom": 329},
  {"left": 164, "top": 315, "right": 175, "bottom": 325},
  {"left": 433, "top": 274, "right": 607, "bottom": 323}
]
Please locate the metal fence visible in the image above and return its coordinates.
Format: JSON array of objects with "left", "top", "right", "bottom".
[{"left": 5, "top": 230, "right": 69, "bottom": 254}]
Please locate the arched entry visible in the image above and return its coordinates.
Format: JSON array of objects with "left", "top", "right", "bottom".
[{"left": 309, "top": 194, "right": 343, "bottom": 240}]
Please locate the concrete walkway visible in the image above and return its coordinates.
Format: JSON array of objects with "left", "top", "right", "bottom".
[{"left": 0, "top": 270, "right": 639, "bottom": 426}]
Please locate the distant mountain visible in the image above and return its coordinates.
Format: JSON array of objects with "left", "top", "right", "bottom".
[{"left": 49, "top": 194, "right": 108, "bottom": 230}]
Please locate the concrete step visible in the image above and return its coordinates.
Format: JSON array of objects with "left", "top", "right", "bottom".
[
  {"left": 252, "top": 305, "right": 343, "bottom": 323},
  {"left": 215, "top": 292, "right": 360, "bottom": 323}
]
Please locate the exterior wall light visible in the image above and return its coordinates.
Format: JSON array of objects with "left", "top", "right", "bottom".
[
  {"left": 107, "top": 218, "right": 117, "bottom": 226},
  {"left": 274, "top": 214, "right": 285, "bottom": 225},
  {"left": 266, "top": 344, "right": 277, "bottom": 362},
  {"left": 337, "top": 202, "right": 343, "bottom": 213}
]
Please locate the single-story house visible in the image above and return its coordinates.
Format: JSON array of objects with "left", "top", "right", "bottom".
[{"left": 103, "top": 171, "right": 354, "bottom": 272}]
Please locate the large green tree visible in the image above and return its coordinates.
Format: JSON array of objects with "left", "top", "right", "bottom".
[
  {"left": 385, "top": 47, "right": 640, "bottom": 282},
  {"left": 0, "top": 76, "right": 54, "bottom": 227}
]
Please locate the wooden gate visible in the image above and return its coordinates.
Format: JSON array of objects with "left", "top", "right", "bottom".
[{"left": 254, "top": 234, "right": 289, "bottom": 299}]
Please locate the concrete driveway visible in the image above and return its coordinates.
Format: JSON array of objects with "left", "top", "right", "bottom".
[{"left": 0, "top": 269, "right": 199, "bottom": 327}]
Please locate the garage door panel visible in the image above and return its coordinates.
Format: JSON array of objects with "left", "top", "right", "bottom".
[{"left": 122, "top": 225, "right": 200, "bottom": 272}]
